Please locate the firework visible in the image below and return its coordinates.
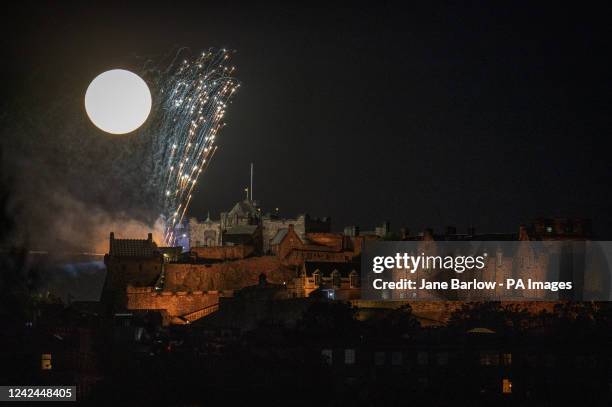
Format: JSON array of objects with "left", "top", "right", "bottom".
[{"left": 147, "top": 48, "right": 240, "bottom": 245}]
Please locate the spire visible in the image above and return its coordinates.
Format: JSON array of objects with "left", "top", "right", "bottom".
[{"left": 206, "top": 211, "right": 211, "bottom": 221}]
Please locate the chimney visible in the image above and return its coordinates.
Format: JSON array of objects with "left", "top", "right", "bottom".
[
  {"left": 148, "top": 233, "right": 153, "bottom": 242},
  {"left": 109, "top": 232, "right": 115, "bottom": 255}
]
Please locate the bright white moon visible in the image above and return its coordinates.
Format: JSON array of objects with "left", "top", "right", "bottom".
[{"left": 85, "top": 69, "right": 152, "bottom": 134}]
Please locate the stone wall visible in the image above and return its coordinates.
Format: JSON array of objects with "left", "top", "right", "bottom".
[
  {"left": 262, "top": 215, "right": 306, "bottom": 253},
  {"left": 306, "top": 233, "right": 345, "bottom": 250},
  {"left": 284, "top": 250, "right": 353, "bottom": 266},
  {"left": 164, "top": 256, "right": 297, "bottom": 292},
  {"left": 189, "top": 217, "right": 222, "bottom": 247},
  {"left": 103, "top": 256, "right": 163, "bottom": 308},
  {"left": 126, "top": 286, "right": 221, "bottom": 318},
  {"left": 191, "top": 245, "right": 254, "bottom": 260}
]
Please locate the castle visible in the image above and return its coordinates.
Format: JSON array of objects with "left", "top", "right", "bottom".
[
  {"left": 102, "top": 203, "right": 594, "bottom": 325},
  {"left": 187, "top": 199, "right": 332, "bottom": 254}
]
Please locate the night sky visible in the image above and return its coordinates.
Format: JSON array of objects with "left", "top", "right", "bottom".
[{"left": 2, "top": 2, "right": 611, "bottom": 247}]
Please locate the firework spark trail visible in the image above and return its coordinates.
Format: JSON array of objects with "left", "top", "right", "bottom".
[{"left": 147, "top": 48, "right": 239, "bottom": 245}]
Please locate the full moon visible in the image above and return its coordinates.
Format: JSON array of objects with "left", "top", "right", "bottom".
[{"left": 85, "top": 69, "right": 152, "bottom": 134}]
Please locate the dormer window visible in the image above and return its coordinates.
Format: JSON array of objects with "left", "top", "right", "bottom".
[
  {"left": 349, "top": 271, "right": 359, "bottom": 288},
  {"left": 496, "top": 249, "right": 503, "bottom": 267},
  {"left": 331, "top": 270, "right": 341, "bottom": 288},
  {"left": 313, "top": 270, "right": 321, "bottom": 286}
]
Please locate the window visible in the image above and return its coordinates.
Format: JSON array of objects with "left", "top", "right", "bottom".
[
  {"left": 545, "top": 354, "right": 555, "bottom": 368},
  {"left": 374, "top": 351, "right": 385, "bottom": 366},
  {"left": 345, "top": 349, "right": 356, "bottom": 365},
  {"left": 41, "top": 354, "right": 52, "bottom": 370},
  {"left": 502, "top": 378, "right": 512, "bottom": 394},
  {"left": 331, "top": 270, "right": 341, "bottom": 288},
  {"left": 480, "top": 351, "right": 499, "bottom": 366},
  {"left": 321, "top": 349, "right": 332, "bottom": 365},
  {"left": 502, "top": 353, "right": 512, "bottom": 366},
  {"left": 417, "top": 351, "right": 428, "bottom": 365},
  {"left": 349, "top": 271, "right": 359, "bottom": 288},
  {"left": 391, "top": 351, "right": 403, "bottom": 366},
  {"left": 436, "top": 352, "right": 449, "bottom": 365},
  {"left": 313, "top": 270, "right": 321, "bottom": 286}
]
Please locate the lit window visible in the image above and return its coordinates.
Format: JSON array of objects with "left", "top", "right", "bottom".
[
  {"left": 345, "top": 349, "right": 356, "bottom": 365},
  {"left": 502, "top": 378, "right": 512, "bottom": 394},
  {"left": 41, "top": 354, "right": 52, "bottom": 370}
]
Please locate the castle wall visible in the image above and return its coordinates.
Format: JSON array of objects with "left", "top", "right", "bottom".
[
  {"left": 262, "top": 216, "right": 306, "bottom": 253},
  {"left": 104, "top": 256, "right": 162, "bottom": 308},
  {"left": 191, "top": 245, "right": 254, "bottom": 260},
  {"left": 126, "top": 286, "right": 221, "bottom": 318},
  {"left": 284, "top": 250, "right": 353, "bottom": 266},
  {"left": 189, "top": 217, "right": 222, "bottom": 247},
  {"left": 164, "top": 256, "right": 297, "bottom": 292},
  {"left": 305, "top": 233, "right": 344, "bottom": 250}
]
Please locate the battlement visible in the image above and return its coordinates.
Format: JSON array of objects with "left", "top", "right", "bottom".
[
  {"left": 126, "top": 288, "right": 224, "bottom": 323},
  {"left": 191, "top": 244, "right": 254, "bottom": 260},
  {"left": 126, "top": 285, "right": 233, "bottom": 298},
  {"left": 163, "top": 256, "right": 296, "bottom": 292}
]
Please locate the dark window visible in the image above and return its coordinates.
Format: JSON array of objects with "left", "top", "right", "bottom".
[
  {"left": 331, "top": 270, "right": 341, "bottom": 288},
  {"left": 313, "top": 271, "right": 321, "bottom": 286},
  {"left": 349, "top": 271, "right": 359, "bottom": 288}
]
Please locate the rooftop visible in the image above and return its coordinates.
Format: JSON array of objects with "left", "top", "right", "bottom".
[{"left": 109, "top": 232, "right": 158, "bottom": 258}]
